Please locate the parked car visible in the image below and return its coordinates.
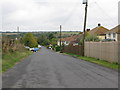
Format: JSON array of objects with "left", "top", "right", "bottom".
[
  {"left": 24, "top": 46, "right": 30, "bottom": 49},
  {"left": 29, "top": 48, "right": 34, "bottom": 51},
  {"left": 38, "top": 45, "right": 42, "bottom": 48},
  {"left": 33, "top": 48, "right": 39, "bottom": 52},
  {"left": 102, "top": 39, "right": 115, "bottom": 42},
  {"left": 48, "top": 47, "right": 52, "bottom": 50},
  {"left": 29, "top": 48, "right": 39, "bottom": 52}
]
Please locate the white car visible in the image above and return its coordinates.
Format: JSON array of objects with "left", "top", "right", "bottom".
[
  {"left": 25, "top": 46, "right": 30, "bottom": 49},
  {"left": 38, "top": 45, "right": 42, "bottom": 48},
  {"left": 48, "top": 47, "right": 52, "bottom": 50},
  {"left": 29, "top": 48, "right": 34, "bottom": 51}
]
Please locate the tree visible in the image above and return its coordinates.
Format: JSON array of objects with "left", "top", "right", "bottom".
[
  {"left": 22, "top": 33, "right": 38, "bottom": 48},
  {"left": 48, "top": 33, "right": 55, "bottom": 40},
  {"left": 37, "top": 34, "right": 50, "bottom": 46},
  {"left": 50, "top": 38, "right": 57, "bottom": 46},
  {"left": 37, "top": 32, "right": 57, "bottom": 46}
]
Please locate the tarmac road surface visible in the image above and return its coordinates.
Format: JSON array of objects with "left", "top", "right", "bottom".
[{"left": 2, "top": 47, "right": 118, "bottom": 88}]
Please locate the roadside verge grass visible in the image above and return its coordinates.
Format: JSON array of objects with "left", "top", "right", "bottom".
[
  {"left": 64, "top": 53, "right": 120, "bottom": 70},
  {"left": 2, "top": 50, "right": 33, "bottom": 72}
]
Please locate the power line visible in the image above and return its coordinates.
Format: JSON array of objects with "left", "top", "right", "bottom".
[
  {"left": 94, "top": 2, "right": 117, "bottom": 24},
  {"left": 62, "top": 2, "right": 82, "bottom": 25}
]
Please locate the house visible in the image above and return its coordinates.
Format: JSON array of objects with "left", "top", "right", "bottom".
[
  {"left": 88, "top": 24, "right": 109, "bottom": 40},
  {"left": 57, "top": 34, "right": 82, "bottom": 46},
  {"left": 106, "top": 25, "right": 120, "bottom": 41}
]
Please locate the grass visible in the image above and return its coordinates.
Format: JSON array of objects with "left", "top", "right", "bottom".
[
  {"left": 65, "top": 53, "right": 120, "bottom": 70},
  {"left": 2, "top": 50, "right": 33, "bottom": 72}
]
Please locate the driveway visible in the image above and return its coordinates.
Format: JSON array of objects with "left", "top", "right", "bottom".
[{"left": 2, "top": 47, "right": 118, "bottom": 88}]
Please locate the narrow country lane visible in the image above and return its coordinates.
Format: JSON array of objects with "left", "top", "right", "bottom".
[{"left": 2, "top": 47, "right": 118, "bottom": 88}]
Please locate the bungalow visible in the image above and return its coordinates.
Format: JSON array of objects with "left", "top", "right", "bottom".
[
  {"left": 106, "top": 25, "right": 120, "bottom": 41},
  {"left": 57, "top": 34, "right": 82, "bottom": 46},
  {"left": 88, "top": 24, "right": 109, "bottom": 40}
]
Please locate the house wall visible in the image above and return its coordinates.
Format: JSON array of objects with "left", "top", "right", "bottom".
[
  {"left": 106, "top": 33, "right": 118, "bottom": 41},
  {"left": 64, "top": 41, "right": 69, "bottom": 46},
  {"left": 97, "top": 35, "right": 106, "bottom": 40},
  {"left": 57, "top": 41, "right": 69, "bottom": 46},
  {"left": 57, "top": 41, "right": 60, "bottom": 46}
]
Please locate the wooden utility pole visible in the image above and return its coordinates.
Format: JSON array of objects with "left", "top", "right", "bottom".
[
  {"left": 17, "top": 26, "right": 20, "bottom": 39},
  {"left": 17, "top": 26, "right": 19, "bottom": 33},
  {"left": 82, "top": 0, "right": 88, "bottom": 56},
  {"left": 60, "top": 25, "right": 62, "bottom": 52}
]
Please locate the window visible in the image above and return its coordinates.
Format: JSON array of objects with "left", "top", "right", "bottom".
[
  {"left": 108, "top": 33, "right": 111, "bottom": 38},
  {"left": 113, "top": 33, "right": 116, "bottom": 38}
]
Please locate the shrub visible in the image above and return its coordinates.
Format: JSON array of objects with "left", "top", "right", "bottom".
[
  {"left": 55, "top": 46, "right": 61, "bottom": 52},
  {"left": 85, "top": 34, "right": 100, "bottom": 42},
  {"left": 2, "top": 36, "right": 25, "bottom": 53}
]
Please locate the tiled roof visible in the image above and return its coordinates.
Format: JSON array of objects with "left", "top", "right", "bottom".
[
  {"left": 61, "top": 34, "right": 82, "bottom": 42},
  {"left": 106, "top": 25, "right": 120, "bottom": 33},
  {"left": 88, "top": 26, "right": 109, "bottom": 35}
]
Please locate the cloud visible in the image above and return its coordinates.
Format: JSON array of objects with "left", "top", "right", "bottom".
[{"left": 2, "top": 0, "right": 119, "bottom": 32}]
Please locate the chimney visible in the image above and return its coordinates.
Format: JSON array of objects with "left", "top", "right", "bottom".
[
  {"left": 98, "top": 23, "right": 101, "bottom": 27},
  {"left": 86, "top": 29, "right": 90, "bottom": 32}
]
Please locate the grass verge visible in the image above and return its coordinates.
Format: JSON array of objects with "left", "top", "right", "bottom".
[
  {"left": 2, "top": 50, "right": 33, "bottom": 72},
  {"left": 64, "top": 53, "right": 120, "bottom": 70}
]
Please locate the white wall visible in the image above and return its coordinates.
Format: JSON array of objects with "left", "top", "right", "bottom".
[
  {"left": 57, "top": 41, "right": 70, "bottom": 46},
  {"left": 106, "top": 33, "right": 118, "bottom": 41}
]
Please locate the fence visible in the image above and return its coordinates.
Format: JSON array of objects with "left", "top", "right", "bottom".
[
  {"left": 62, "top": 44, "right": 83, "bottom": 56},
  {"left": 63, "top": 42, "right": 120, "bottom": 63},
  {"left": 85, "top": 42, "right": 120, "bottom": 63}
]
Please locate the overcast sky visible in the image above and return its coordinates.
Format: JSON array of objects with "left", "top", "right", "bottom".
[{"left": 1, "top": 0, "right": 120, "bottom": 32}]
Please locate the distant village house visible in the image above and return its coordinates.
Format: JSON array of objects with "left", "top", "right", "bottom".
[{"left": 57, "top": 34, "right": 82, "bottom": 46}]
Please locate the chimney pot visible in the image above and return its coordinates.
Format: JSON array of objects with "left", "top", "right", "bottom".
[
  {"left": 87, "top": 29, "right": 90, "bottom": 32},
  {"left": 98, "top": 23, "right": 101, "bottom": 27}
]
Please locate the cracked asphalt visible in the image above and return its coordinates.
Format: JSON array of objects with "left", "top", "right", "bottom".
[{"left": 2, "top": 47, "right": 118, "bottom": 88}]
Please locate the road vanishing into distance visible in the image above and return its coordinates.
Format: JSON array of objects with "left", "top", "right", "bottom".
[{"left": 2, "top": 47, "right": 118, "bottom": 88}]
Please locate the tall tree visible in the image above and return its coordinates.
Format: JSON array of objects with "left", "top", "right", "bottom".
[{"left": 22, "top": 33, "right": 38, "bottom": 48}]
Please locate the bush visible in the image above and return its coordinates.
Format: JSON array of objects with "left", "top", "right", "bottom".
[
  {"left": 85, "top": 34, "right": 100, "bottom": 42},
  {"left": 2, "top": 36, "right": 25, "bottom": 53},
  {"left": 55, "top": 46, "right": 61, "bottom": 52}
]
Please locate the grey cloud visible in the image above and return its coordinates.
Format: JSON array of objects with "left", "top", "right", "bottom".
[{"left": 1, "top": 0, "right": 119, "bottom": 32}]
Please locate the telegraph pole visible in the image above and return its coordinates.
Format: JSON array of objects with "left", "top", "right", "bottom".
[
  {"left": 17, "top": 26, "right": 19, "bottom": 33},
  {"left": 82, "top": 0, "right": 88, "bottom": 56},
  {"left": 17, "top": 26, "right": 20, "bottom": 39},
  {"left": 60, "top": 25, "right": 62, "bottom": 52}
]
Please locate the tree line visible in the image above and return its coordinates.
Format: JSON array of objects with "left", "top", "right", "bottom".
[{"left": 21, "top": 32, "right": 57, "bottom": 48}]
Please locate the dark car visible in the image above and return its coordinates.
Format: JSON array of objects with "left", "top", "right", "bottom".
[{"left": 102, "top": 39, "right": 116, "bottom": 42}]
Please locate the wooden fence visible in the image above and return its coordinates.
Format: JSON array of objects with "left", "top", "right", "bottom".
[
  {"left": 85, "top": 42, "right": 119, "bottom": 63},
  {"left": 62, "top": 44, "right": 83, "bottom": 56},
  {"left": 63, "top": 42, "right": 120, "bottom": 63}
]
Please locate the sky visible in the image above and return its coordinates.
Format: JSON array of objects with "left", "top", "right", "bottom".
[{"left": 1, "top": 0, "right": 120, "bottom": 32}]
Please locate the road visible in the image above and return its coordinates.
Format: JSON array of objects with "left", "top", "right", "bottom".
[{"left": 2, "top": 47, "right": 118, "bottom": 88}]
